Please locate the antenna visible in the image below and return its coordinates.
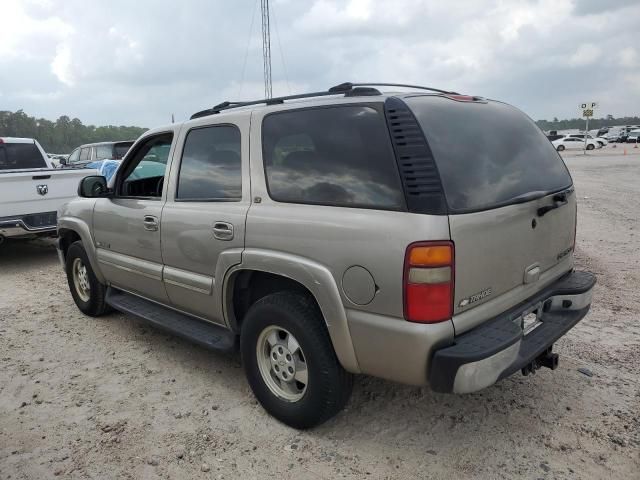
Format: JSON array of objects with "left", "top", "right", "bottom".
[{"left": 260, "top": 0, "right": 272, "bottom": 99}]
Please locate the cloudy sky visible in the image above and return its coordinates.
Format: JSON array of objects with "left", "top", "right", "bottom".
[{"left": 1, "top": 0, "right": 639, "bottom": 127}]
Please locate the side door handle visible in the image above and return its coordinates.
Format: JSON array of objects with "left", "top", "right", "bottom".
[
  {"left": 143, "top": 215, "right": 159, "bottom": 231},
  {"left": 212, "top": 222, "right": 234, "bottom": 241}
]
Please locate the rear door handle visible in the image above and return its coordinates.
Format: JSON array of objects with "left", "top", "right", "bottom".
[
  {"left": 143, "top": 215, "right": 159, "bottom": 231},
  {"left": 212, "top": 222, "right": 234, "bottom": 240}
]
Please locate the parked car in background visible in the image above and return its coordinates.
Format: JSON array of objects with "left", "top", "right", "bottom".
[
  {"left": 568, "top": 134, "right": 607, "bottom": 147},
  {"left": 57, "top": 83, "right": 595, "bottom": 428},
  {"left": 606, "top": 131, "right": 622, "bottom": 142},
  {"left": 546, "top": 134, "right": 564, "bottom": 142},
  {"left": 626, "top": 129, "right": 640, "bottom": 143},
  {"left": 552, "top": 136, "right": 598, "bottom": 151},
  {"left": 62, "top": 141, "right": 133, "bottom": 168},
  {"left": 0, "top": 137, "right": 96, "bottom": 244},
  {"left": 47, "top": 153, "right": 69, "bottom": 168}
]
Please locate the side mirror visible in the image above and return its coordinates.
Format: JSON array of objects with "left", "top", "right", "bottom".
[
  {"left": 78, "top": 175, "right": 110, "bottom": 198},
  {"left": 59, "top": 157, "right": 67, "bottom": 166}
]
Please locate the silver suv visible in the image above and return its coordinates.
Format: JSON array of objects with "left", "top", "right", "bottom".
[{"left": 57, "top": 82, "right": 596, "bottom": 428}]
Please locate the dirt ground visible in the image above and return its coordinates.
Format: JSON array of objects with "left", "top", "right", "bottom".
[{"left": 1, "top": 149, "right": 639, "bottom": 480}]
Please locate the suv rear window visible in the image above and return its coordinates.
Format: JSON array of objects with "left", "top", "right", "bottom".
[
  {"left": 262, "top": 105, "right": 404, "bottom": 210},
  {"left": 0, "top": 142, "right": 47, "bottom": 170},
  {"left": 406, "top": 96, "right": 572, "bottom": 213}
]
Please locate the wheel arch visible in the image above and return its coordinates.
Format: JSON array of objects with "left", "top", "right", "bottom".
[
  {"left": 222, "top": 248, "right": 360, "bottom": 373},
  {"left": 57, "top": 217, "right": 105, "bottom": 283}
]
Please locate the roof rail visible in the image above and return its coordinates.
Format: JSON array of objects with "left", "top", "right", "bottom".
[
  {"left": 189, "top": 81, "right": 455, "bottom": 120},
  {"left": 331, "top": 82, "right": 458, "bottom": 95}
]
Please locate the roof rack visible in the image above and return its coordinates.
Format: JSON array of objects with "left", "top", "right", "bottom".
[{"left": 189, "top": 82, "right": 457, "bottom": 119}]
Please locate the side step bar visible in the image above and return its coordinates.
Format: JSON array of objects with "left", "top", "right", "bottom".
[{"left": 106, "top": 288, "right": 236, "bottom": 352}]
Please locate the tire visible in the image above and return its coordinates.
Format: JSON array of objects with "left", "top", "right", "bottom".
[
  {"left": 241, "top": 291, "right": 353, "bottom": 429},
  {"left": 65, "top": 240, "right": 109, "bottom": 316},
  {"left": 557, "top": 145, "right": 565, "bottom": 151},
  {"left": 586, "top": 143, "right": 595, "bottom": 150}
]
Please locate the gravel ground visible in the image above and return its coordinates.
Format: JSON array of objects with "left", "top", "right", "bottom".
[{"left": 1, "top": 149, "right": 639, "bottom": 479}]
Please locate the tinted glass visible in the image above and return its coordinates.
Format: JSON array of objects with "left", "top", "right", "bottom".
[
  {"left": 406, "top": 96, "right": 572, "bottom": 212},
  {"left": 79, "top": 148, "right": 90, "bottom": 161},
  {"left": 114, "top": 142, "right": 133, "bottom": 159},
  {"left": 95, "top": 144, "right": 113, "bottom": 160},
  {"left": 177, "top": 125, "right": 241, "bottom": 201},
  {"left": 0, "top": 142, "right": 47, "bottom": 170},
  {"left": 262, "top": 106, "right": 404, "bottom": 209}
]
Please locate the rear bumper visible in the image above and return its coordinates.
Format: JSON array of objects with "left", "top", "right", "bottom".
[
  {"left": 0, "top": 211, "right": 57, "bottom": 238},
  {"left": 429, "top": 270, "right": 596, "bottom": 393}
]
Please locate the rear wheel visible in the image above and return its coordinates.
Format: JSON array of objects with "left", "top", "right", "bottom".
[
  {"left": 556, "top": 145, "right": 565, "bottom": 151},
  {"left": 65, "top": 241, "right": 109, "bottom": 316},
  {"left": 240, "top": 291, "right": 353, "bottom": 429},
  {"left": 586, "top": 143, "right": 595, "bottom": 150}
]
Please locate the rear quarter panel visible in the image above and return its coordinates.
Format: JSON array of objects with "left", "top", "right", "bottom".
[{"left": 246, "top": 106, "right": 451, "bottom": 321}]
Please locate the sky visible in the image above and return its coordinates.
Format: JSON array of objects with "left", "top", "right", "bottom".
[{"left": 1, "top": 0, "right": 639, "bottom": 127}]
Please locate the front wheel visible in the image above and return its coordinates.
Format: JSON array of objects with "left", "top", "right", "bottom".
[
  {"left": 241, "top": 292, "right": 353, "bottom": 429},
  {"left": 586, "top": 143, "right": 595, "bottom": 150},
  {"left": 557, "top": 145, "right": 565, "bottom": 151},
  {"left": 65, "top": 241, "right": 109, "bottom": 316}
]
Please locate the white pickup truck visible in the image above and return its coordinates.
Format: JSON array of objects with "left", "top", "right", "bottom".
[{"left": 0, "top": 137, "right": 95, "bottom": 243}]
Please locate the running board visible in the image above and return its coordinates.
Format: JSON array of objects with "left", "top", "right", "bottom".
[{"left": 106, "top": 288, "right": 236, "bottom": 352}]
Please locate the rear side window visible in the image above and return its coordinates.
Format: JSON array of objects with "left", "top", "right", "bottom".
[
  {"left": 95, "top": 144, "right": 113, "bottom": 160},
  {"left": 0, "top": 142, "right": 47, "bottom": 170},
  {"left": 406, "top": 96, "right": 572, "bottom": 212},
  {"left": 114, "top": 142, "right": 133, "bottom": 159},
  {"left": 262, "top": 106, "right": 404, "bottom": 210},
  {"left": 177, "top": 125, "right": 242, "bottom": 201}
]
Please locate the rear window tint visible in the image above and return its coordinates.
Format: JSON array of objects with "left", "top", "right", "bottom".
[
  {"left": 0, "top": 142, "right": 47, "bottom": 170},
  {"left": 406, "top": 96, "right": 572, "bottom": 212},
  {"left": 262, "top": 106, "right": 404, "bottom": 210}
]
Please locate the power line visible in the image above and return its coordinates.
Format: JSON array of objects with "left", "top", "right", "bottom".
[
  {"left": 238, "top": 0, "right": 259, "bottom": 99},
  {"left": 271, "top": 2, "right": 291, "bottom": 95}
]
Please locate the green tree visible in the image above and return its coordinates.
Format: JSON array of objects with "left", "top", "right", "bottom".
[{"left": 0, "top": 110, "right": 147, "bottom": 153}]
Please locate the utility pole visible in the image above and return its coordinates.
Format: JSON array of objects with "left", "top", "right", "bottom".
[{"left": 260, "top": 0, "right": 272, "bottom": 99}]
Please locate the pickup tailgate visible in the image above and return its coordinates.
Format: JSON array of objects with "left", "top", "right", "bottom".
[
  {"left": 406, "top": 96, "right": 576, "bottom": 332},
  {"left": 0, "top": 169, "right": 94, "bottom": 217}
]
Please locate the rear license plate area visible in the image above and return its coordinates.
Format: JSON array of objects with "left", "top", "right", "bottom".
[
  {"left": 514, "top": 303, "right": 543, "bottom": 335},
  {"left": 522, "top": 312, "right": 541, "bottom": 335}
]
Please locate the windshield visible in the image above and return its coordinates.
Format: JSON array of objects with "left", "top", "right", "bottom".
[
  {"left": 0, "top": 142, "right": 47, "bottom": 170},
  {"left": 406, "top": 96, "right": 572, "bottom": 213}
]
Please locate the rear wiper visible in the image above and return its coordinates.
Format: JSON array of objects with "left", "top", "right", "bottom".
[
  {"left": 505, "top": 191, "right": 548, "bottom": 205},
  {"left": 537, "top": 191, "right": 569, "bottom": 217}
]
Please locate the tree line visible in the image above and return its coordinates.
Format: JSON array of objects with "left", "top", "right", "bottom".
[
  {"left": 2, "top": 109, "right": 639, "bottom": 153},
  {"left": 536, "top": 115, "right": 640, "bottom": 132},
  {"left": 0, "top": 110, "right": 147, "bottom": 154}
]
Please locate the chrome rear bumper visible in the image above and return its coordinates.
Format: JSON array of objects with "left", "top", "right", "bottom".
[{"left": 429, "top": 270, "right": 596, "bottom": 393}]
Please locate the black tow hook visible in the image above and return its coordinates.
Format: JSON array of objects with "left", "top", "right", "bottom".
[{"left": 521, "top": 347, "right": 559, "bottom": 376}]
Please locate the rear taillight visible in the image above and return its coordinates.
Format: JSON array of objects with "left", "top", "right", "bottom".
[{"left": 403, "top": 241, "right": 454, "bottom": 323}]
